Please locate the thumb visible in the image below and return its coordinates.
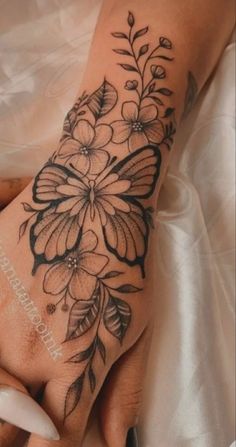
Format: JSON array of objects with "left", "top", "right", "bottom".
[
  {"left": 99, "top": 328, "right": 152, "bottom": 447},
  {"left": 0, "top": 367, "right": 59, "bottom": 445}
]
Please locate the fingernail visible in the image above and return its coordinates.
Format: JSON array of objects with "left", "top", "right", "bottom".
[
  {"left": 126, "top": 427, "right": 139, "bottom": 447},
  {"left": 0, "top": 386, "right": 60, "bottom": 440}
]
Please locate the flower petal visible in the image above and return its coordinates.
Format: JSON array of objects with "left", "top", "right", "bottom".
[
  {"left": 79, "top": 230, "right": 98, "bottom": 254},
  {"left": 139, "top": 105, "right": 158, "bottom": 123},
  {"left": 44, "top": 262, "right": 73, "bottom": 295},
  {"left": 69, "top": 269, "right": 97, "bottom": 300},
  {"left": 144, "top": 119, "right": 164, "bottom": 143},
  {"left": 122, "top": 101, "right": 139, "bottom": 121},
  {"left": 73, "top": 120, "right": 95, "bottom": 146},
  {"left": 79, "top": 252, "right": 109, "bottom": 275},
  {"left": 112, "top": 121, "right": 132, "bottom": 144},
  {"left": 69, "top": 153, "right": 90, "bottom": 175},
  {"left": 89, "top": 149, "right": 109, "bottom": 175},
  {"left": 92, "top": 124, "right": 112, "bottom": 149},
  {"left": 58, "top": 139, "right": 80, "bottom": 158},
  {"left": 128, "top": 131, "right": 149, "bottom": 151}
]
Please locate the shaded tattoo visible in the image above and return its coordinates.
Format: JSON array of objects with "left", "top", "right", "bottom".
[
  {"left": 182, "top": 71, "right": 198, "bottom": 119},
  {"left": 19, "top": 11, "right": 177, "bottom": 421},
  {"left": 111, "top": 13, "right": 176, "bottom": 150}
]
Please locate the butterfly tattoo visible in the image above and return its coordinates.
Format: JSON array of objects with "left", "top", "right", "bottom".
[{"left": 30, "top": 145, "right": 161, "bottom": 276}]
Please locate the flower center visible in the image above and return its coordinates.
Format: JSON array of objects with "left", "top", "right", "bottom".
[
  {"left": 67, "top": 257, "right": 78, "bottom": 270},
  {"left": 132, "top": 121, "right": 143, "bottom": 132},
  {"left": 80, "top": 146, "right": 89, "bottom": 155}
]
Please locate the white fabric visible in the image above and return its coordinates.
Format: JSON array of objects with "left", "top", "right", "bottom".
[{"left": 0, "top": 2, "right": 235, "bottom": 446}]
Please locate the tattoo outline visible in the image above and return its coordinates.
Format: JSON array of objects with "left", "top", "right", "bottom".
[{"left": 19, "top": 11, "right": 177, "bottom": 421}]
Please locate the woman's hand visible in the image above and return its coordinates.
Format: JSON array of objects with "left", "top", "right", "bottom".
[
  {"left": 0, "top": 179, "right": 150, "bottom": 447},
  {"left": 0, "top": 178, "right": 153, "bottom": 447},
  {"left": 0, "top": 1, "right": 234, "bottom": 446}
]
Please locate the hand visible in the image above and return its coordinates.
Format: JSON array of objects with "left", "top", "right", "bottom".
[
  {"left": 0, "top": 180, "right": 150, "bottom": 447},
  {"left": 0, "top": 282, "right": 150, "bottom": 447},
  {"left": 1, "top": 0, "right": 233, "bottom": 444},
  {"left": 0, "top": 169, "right": 154, "bottom": 447},
  {"left": 1, "top": 10, "right": 166, "bottom": 446}
]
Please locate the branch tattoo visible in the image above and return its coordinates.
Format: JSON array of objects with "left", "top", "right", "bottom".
[{"left": 19, "top": 12, "right": 177, "bottom": 420}]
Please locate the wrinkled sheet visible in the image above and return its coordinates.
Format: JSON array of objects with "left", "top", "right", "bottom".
[{"left": 0, "top": 1, "right": 235, "bottom": 446}]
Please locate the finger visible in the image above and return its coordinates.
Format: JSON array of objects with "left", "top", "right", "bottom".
[
  {"left": 0, "top": 367, "right": 26, "bottom": 446},
  {"left": 0, "top": 177, "right": 31, "bottom": 209},
  {"left": 0, "top": 367, "right": 59, "bottom": 445},
  {"left": 27, "top": 358, "right": 113, "bottom": 447},
  {"left": 99, "top": 329, "right": 152, "bottom": 447}
]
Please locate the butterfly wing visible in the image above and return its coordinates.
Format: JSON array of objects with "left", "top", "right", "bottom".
[
  {"left": 96, "top": 145, "right": 161, "bottom": 276},
  {"left": 31, "top": 163, "right": 88, "bottom": 271},
  {"left": 97, "top": 200, "right": 149, "bottom": 277}
]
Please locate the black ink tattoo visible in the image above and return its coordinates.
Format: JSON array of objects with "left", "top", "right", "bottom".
[
  {"left": 111, "top": 13, "right": 176, "bottom": 150},
  {"left": 19, "top": 11, "right": 177, "bottom": 421},
  {"left": 182, "top": 71, "right": 198, "bottom": 119}
]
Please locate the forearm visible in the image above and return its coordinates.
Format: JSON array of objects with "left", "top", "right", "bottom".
[{"left": 81, "top": 0, "right": 234, "bottom": 122}]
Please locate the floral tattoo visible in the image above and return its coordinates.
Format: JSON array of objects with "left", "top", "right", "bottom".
[{"left": 19, "top": 12, "right": 176, "bottom": 420}]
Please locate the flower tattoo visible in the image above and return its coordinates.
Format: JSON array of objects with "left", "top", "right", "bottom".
[
  {"left": 111, "top": 101, "right": 164, "bottom": 151},
  {"left": 43, "top": 230, "right": 108, "bottom": 301},
  {"left": 59, "top": 119, "right": 112, "bottom": 175}
]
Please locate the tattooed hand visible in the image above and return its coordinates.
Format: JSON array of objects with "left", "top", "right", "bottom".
[
  {"left": 0, "top": 8, "right": 193, "bottom": 446},
  {"left": 0, "top": 5, "right": 203, "bottom": 447}
]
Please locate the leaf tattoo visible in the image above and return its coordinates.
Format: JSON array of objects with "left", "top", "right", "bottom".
[
  {"left": 104, "top": 295, "right": 131, "bottom": 343},
  {"left": 66, "top": 294, "right": 100, "bottom": 341},
  {"left": 87, "top": 79, "right": 118, "bottom": 119},
  {"left": 133, "top": 27, "right": 149, "bottom": 41},
  {"left": 67, "top": 342, "right": 95, "bottom": 363},
  {"left": 64, "top": 373, "right": 85, "bottom": 420}
]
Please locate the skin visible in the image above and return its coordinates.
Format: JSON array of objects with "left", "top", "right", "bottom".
[
  {"left": 0, "top": 1, "right": 235, "bottom": 446},
  {"left": 0, "top": 178, "right": 31, "bottom": 210}
]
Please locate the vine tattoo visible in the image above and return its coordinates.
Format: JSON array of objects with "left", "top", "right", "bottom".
[{"left": 19, "top": 12, "right": 176, "bottom": 420}]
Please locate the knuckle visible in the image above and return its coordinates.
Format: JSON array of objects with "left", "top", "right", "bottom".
[
  {"left": 122, "top": 387, "right": 142, "bottom": 407},
  {"left": 107, "top": 387, "right": 143, "bottom": 419},
  {"left": 119, "top": 388, "right": 143, "bottom": 418}
]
